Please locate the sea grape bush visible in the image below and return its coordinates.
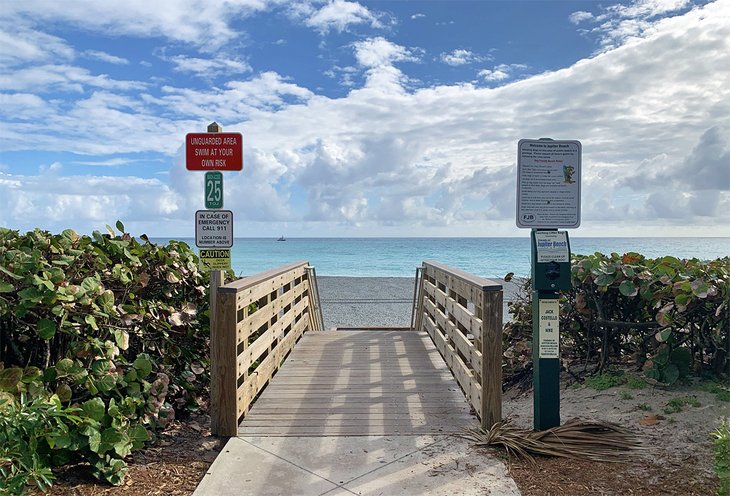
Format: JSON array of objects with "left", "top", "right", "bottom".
[
  {"left": 504, "top": 252, "right": 729, "bottom": 382},
  {"left": 0, "top": 223, "right": 211, "bottom": 490}
]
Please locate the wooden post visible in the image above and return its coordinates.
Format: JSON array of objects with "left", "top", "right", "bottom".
[
  {"left": 206, "top": 121, "right": 233, "bottom": 435},
  {"left": 210, "top": 287, "right": 239, "bottom": 436},
  {"left": 207, "top": 121, "right": 225, "bottom": 321},
  {"left": 481, "top": 288, "right": 503, "bottom": 430}
]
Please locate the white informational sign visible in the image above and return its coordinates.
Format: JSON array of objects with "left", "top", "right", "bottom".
[
  {"left": 534, "top": 231, "right": 570, "bottom": 263},
  {"left": 195, "top": 210, "right": 233, "bottom": 248},
  {"left": 516, "top": 139, "right": 581, "bottom": 228},
  {"left": 538, "top": 298, "right": 560, "bottom": 359}
]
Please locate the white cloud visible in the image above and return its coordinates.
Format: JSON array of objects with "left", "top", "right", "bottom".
[
  {"left": 166, "top": 54, "right": 251, "bottom": 77},
  {"left": 569, "top": 11, "right": 594, "bottom": 24},
  {"left": 353, "top": 37, "right": 418, "bottom": 68},
  {"left": 573, "top": 0, "right": 694, "bottom": 50},
  {"left": 478, "top": 64, "right": 526, "bottom": 82},
  {"left": 304, "top": 0, "right": 384, "bottom": 34},
  {"left": 411, "top": 13, "right": 425, "bottom": 20},
  {"left": 83, "top": 50, "right": 129, "bottom": 65},
  {"left": 0, "top": 64, "right": 147, "bottom": 92},
  {"left": 351, "top": 37, "right": 420, "bottom": 93},
  {"left": 0, "top": 23, "right": 74, "bottom": 65},
  {"left": 439, "top": 49, "right": 486, "bottom": 66},
  {"left": 0, "top": 171, "right": 184, "bottom": 234},
  {"left": 0, "top": 0, "right": 271, "bottom": 49},
  {"left": 72, "top": 158, "right": 156, "bottom": 167}
]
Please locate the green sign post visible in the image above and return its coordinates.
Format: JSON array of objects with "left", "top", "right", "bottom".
[
  {"left": 205, "top": 171, "right": 223, "bottom": 209},
  {"left": 531, "top": 229, "right": 571, "bottom": 430},
  {"left": 517, "top": 138, "right": 581, "bottom": 431}
]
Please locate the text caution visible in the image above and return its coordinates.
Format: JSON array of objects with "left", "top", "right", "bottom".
[{"left": 199, "top": 249, "right": 231, "bottom": 271}]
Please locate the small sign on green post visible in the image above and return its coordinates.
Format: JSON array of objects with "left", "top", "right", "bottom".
[{"left": 205, "top": 172, "right": 223, "bottom": 209}]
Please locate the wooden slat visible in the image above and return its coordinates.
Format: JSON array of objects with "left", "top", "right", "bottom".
[
  {"left": 237, "top": 297, "right": 308, "bottom": 371},
  {"left": 423, "top": 279, "right": 483, "bottom": 338},
  {"left": 233, "top": 266, "right": 308, "bottom": 310},
  {"left": 423, "top": 295, "right": 482, "bottom": 372},
  {"left": 236, "top": 279, "right": 309, "bottom": 345},
  {"left": 238, "top": 330, "right": 477, "bottom": 436},
  {"left": 237, "top": 313, "right": 309, "bottom": 417}
]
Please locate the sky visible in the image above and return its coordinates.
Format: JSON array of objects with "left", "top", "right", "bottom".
[{"left": 0, "top": 0, "right": 729, "bottom": 238}]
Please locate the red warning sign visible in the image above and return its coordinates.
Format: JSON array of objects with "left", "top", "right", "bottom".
[{"left": 185, "top": 133, "right": 243, "bottom": 171}]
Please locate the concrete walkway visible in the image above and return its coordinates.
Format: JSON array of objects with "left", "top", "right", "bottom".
[
  {"left": 194, "top": 330, "right": 519, "bottom": 495},
  {"left": 194, "top": 434, "right": 519, "bottom": 496}
]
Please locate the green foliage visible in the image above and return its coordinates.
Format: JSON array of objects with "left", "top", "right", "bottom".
[
  {"left": 505, "top": 252, "right": 729, "bottom": 384},
  {"left": 625, "top": 376, "right": 647, "bottom": 389},
  {"left": 637, "top": 403, "right": 652, "bottom": 411},
  {"left": 0, "top": 393, "right": 81, "bottom": 494},
  {"left": 645, "top": 346, "right": 692, "bottom": 385},
  {"left": 0, "top": 224, "right": 210, "bottom": 489},
  {"left": 700, "top": 383, "right": 730, "bottom": 403},
  {"left": 663, "top": 395, "right": 701, "bottom": 414},
  {"left": 570, "top": 252, "right": 728, "bottom": 376},
  {"left": 619, "top": 391, "right": 633, "bottom": 400},
  {"left": 584, "top": 371, "right": 626, "bottom": 390},
  {"left": 711, "top": 418, "right": 730, "bottom": 496}
]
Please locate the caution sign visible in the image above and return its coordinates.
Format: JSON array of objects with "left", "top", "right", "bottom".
[{"left": 199, "top": 249, "right": 231, "bottom": 271}]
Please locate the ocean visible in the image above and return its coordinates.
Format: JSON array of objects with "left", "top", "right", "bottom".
[{"left": 156, "top": 237, "right": 729, "bottom": 279}]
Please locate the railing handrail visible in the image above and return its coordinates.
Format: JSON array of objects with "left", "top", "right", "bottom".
[
  {"left": 415, "top": 260, "right": 503, "bottom": 430},
  {"left": 422, "top": 260, "right": 503, "bottom": 292},
  {"left": 219, "top": 261, "right": 310, "bottom": 293},
  {"left": 211, "top": 260, "right": 320, "bottom": 436}
]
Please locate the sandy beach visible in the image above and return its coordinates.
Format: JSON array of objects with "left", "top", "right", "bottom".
[{"left": 317, "top": 276, "right": 520, "bottom": 329}]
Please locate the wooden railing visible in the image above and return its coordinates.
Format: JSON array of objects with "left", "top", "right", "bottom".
[
  {"left": 210, "top": 261, "right": 323, "bottom": 436},
  {"left": 414, "top": 260, "right": 503, "bottom": 429}
]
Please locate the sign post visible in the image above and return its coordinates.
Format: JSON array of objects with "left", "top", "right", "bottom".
[
  {"left": 186, "top": 121, "right": 242, "bottom": 348},
  {"left": 517, "top": 138, "right": 581, "bottom": 431}
]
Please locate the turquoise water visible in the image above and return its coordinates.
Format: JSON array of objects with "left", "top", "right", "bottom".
[{"left": 155, "top": 237, "right": 729, "bottom": 278}]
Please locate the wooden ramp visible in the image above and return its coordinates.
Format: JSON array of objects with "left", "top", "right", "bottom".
[{"left": 239, "top": 330, "right": 478, "bottom": 436}]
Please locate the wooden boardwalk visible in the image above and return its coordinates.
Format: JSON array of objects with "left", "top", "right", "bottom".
[{"left": 239, "top": 330, "right": 478, "bottom": 436}]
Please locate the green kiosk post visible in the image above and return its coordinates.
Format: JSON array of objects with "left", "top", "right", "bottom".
[
  {"left": 531, "top": 229, "right": 571, "bottom": 430},
  {"left": 516, "top": 138, "right": 581, "bottom": 431}
]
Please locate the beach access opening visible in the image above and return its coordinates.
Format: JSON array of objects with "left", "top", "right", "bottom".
[{"left": 208, "top": 259, "right": 504, "bottom": 437}]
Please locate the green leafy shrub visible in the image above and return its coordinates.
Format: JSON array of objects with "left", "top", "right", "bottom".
[
  {"left": 0, "top": 392, "right": 80, "bottom": 493},
  {"left": 584, "top": 371, "right": 626, "bottom": 390},
  {"left": 504, "top": 252, "right": 729, "bottom": 384},
  {"left": 663, "top": 395, "right": 701, "bottom": 414},
  {"left": 0, "top": 223, "right": 213, "bottom": 488},
  {"left": 711, "top": 418, "right": 730, "bottom": 496}
]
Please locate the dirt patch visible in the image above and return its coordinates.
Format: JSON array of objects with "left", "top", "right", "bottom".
[
  {"left": 501, "top": 382, "right": 726, "bottom": 495},
  {"left": 41, "top": 382, "right": 726, "bottom": 495}
]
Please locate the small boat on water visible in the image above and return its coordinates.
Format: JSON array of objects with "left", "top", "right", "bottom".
[{"left": 277, "top": 235, "right": 286, "bottom": 241}]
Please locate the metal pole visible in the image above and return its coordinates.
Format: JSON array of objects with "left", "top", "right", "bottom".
[{"left": 207, "top": 122, "right": 224, "bottom": 335}]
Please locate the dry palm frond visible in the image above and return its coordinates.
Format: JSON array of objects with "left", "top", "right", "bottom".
[{"left": 462, "top": 417, "right": 647, "bottom": 464}]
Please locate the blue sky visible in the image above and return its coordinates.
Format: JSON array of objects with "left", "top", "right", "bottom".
[{"left": 0, "top": 0, "right": 728, "bottom": 237}]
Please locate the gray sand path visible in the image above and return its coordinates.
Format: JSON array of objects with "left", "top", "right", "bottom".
[{"left": 317, "top": 276, "right": 520, "bottom": 329}]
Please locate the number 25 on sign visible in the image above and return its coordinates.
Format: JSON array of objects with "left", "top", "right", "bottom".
[{"left": 205, "top": 172, "right": 223, "bottom": 209}]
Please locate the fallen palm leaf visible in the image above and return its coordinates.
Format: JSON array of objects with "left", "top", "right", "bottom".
[{"left": 463, "top": 417, "right": 647, "bottom": 464}]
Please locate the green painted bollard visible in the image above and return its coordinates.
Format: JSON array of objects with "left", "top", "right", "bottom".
[{"left": 530, "top": 229, "right": 571, "bottom": 431}]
